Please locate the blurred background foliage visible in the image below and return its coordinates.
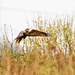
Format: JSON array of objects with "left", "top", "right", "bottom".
[{"left": 0, "top": 15, "right": 75, "bottom": 75}]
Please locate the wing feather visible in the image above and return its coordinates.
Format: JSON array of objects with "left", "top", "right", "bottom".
[{"left": 27, "top": 29, "right": 48, "bottom": 36}]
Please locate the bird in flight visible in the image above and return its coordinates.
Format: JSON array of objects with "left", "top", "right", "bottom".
[{"left": 15, "top": 28, "right": 49, "bottom": 43}]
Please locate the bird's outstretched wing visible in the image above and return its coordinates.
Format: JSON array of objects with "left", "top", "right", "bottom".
[
  {"left": 27, "top": 29, "right": 48, "bottom": 36},
  {"left": 15, "top": 29, "right": 49, "bottom": 43},
  {"left": 15, "top": 31, "right": 26, "bottom": 43}
]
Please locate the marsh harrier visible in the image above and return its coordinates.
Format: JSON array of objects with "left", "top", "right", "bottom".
[{"left": 15, "top": 28, "right": 48, "bottom": 43}]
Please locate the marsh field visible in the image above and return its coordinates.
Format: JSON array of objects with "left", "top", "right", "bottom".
[{"left": 0, "top": 16, "right": 75, "bottom": 75}]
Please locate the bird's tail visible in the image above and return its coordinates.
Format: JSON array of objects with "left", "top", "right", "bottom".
[
  {"left": 15, "top": 38, "right": 21, "bottom": 43},
  {"left": 14, "top": 37, "right": 23, "bottom": 43}
]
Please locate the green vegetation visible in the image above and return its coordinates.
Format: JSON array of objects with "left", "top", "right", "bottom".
[{"left": 0, "top": 16, "right": 75, "bottom": 75}]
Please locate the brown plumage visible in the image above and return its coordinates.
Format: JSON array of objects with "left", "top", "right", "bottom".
[{"left": 15, "top": 28, "right": 49, "bottom": 43}]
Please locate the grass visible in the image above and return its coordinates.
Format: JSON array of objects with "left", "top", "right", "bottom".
[{"left": 0, "top": 15, "right": 75, "bottom": 75}]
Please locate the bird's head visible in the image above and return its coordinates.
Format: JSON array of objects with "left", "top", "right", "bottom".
[{"left": 24, "top": 28, "right": 29, "bottom": 34}]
